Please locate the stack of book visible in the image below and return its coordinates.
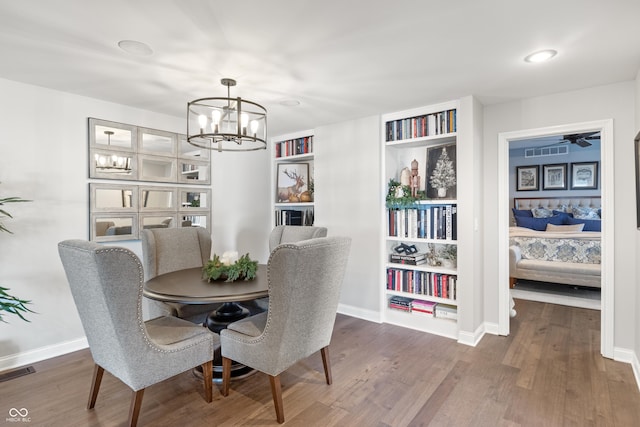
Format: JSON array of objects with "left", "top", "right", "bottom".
[
  {"left": 388, "top": 296, "right": 413, "bottom": 312},
  {"left": 389, "top": 252, "right": 427, "bottom": 266},
  {"left": 411, "top": 300, "right": 436, "bottom": 316},
  {"left": 434, "top": 303, "right": 458, "bottom": 319}
]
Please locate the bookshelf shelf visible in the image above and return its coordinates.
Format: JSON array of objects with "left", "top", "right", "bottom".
[
  {"left": 381, "top": 100, "right": 460, "bottom": 338},
  {"left": 271, "top": 129, "right": 315, "bottom": 227}
]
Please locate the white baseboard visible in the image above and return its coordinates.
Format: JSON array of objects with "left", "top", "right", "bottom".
[
  {"left": 0, "top": 337, "right": 88, "bottom": 372},
  {"left": 632, "top": 351, "right": 640, "bottom": 392},
  {"left": 613, "top": 346, "right": 640, "bottom": 392},
  {"left": 458, "top": 323, "right": 486, "bottom": 347},
  {"left": 337, "top": 303, "right": 381, "bottom": 324}
]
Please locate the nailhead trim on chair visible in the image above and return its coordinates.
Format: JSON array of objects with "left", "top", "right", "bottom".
[{"left": 93, "top": 247, "right": 212, "bottom": 354}]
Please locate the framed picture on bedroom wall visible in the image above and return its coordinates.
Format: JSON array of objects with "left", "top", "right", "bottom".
[
  {"left": 516, "top": 165, "right": 539, "bottom": 191},
  {"left": 542, "top": 163, "right": 567, "bottom": 190},
  {"left": 570, "top": 161, "right": 598, "bottom": 190}
]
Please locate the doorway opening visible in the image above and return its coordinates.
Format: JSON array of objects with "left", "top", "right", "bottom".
[{"left": 497, "top": 120, "right": 614, "bottom": 358}]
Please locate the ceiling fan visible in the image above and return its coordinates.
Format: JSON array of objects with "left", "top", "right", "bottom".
[{"left": 559, "top": 131, "right": 600, "bottom": 148}]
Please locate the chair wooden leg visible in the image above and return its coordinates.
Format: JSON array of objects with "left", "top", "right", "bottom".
[
  {"left": 202, "top": 360, "right": 213, "bottom": 403},
  {"left": 128, "top": 389, "right": 145, "bottom": 427},
  {"left": 509, "top": 277, "right": 517, "bottom": 289},
  {"left": 87, "top": 364, "right": 104, "bottom": 409},
  {"left": 320, "top": 346, "right": 332, "bottom": 385},
  {"left": 221, "top": 357, "right": 232, "bottom": 397},
  {"left": 269, "top": 374, "right": 285, "bottom": 424}
]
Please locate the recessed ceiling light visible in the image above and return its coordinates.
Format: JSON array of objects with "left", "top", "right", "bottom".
[
  {"left": 118, "top": 40, "right": 153, "bottom": 56},
  {"left": 524, "top": 49, "right": 557, "bottom": 63},
  {"left": 279, "top": 99, "right": 301, "bottom": 107}
]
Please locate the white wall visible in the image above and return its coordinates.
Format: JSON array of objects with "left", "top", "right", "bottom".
[
  {"left": 635, "top": 70, "right": 640, "bottom": 379},
  {"left": 314, "top": 115, "right": 381, "bottom": 321},
  {"left": 0, "top": 77, "right": 270, "bottom": 369},
  {"left": 483, "top": 81, "right": 637, "bottom": 351}
]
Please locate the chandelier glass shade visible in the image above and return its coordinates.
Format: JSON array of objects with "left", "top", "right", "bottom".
[{"left": 187, "top": 78, "right": 267, "bottom": 152}]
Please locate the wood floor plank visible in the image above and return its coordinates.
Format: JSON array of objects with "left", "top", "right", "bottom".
[{"left": 1, "top": 301, "right": 639, "bottom": 426}]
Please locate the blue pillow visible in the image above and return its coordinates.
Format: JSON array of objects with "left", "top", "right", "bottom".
[
  {"left": 552, "top": 210, "right": 573, "bottom": 222},
  {"left": 566, "top": 216, "right": 601, "bottom": 232},
  {"left": 512, "top": 208, "right": 533, "bottom": 218},
  {"left": 514, "top": 215, "right": 564, "bottom": 231}
]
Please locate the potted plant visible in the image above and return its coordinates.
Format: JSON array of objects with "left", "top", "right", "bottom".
[{"left": 1, "top": 186, "right": 34, "bottom": 322}]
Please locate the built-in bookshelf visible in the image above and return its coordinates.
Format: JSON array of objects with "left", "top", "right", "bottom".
[
  {"left": 381, "top": 101, "right": 459, "bottom": 339},
  {"left": 271, "top": 130, "right": 315, "bottom": 226}
]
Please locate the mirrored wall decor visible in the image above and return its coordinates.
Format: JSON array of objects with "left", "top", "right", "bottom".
[
  {"left": 180, "top": 213, "right": 210, "bottom": 229},
  {"left": 138, "top": 155, "right": 177, "bottom": 183},
  {"left": 180, "top": 188, "right": 210, "bottom": 209},
  {"left": 91, "top": 213, "right": 138, "bottom": 242},
  {"left": 179, "top": 160, "right": 211, "bottom": 184},
  {"left": 91, "top": 184, "right": 137, "bottom": 212},
  {"left": 89, "top": 118, "right": 210, "bottom": 185},
  {"left": 89, "top": 183, "right": 211, "bottom": 242},
  {"left": 179, "top": 134, "right": 210, "bottom": 161},
  {"left": 139, "top": 127, "right": 177, "bottom": 157},
  {"left": 140, "top": 187, "right": 176, "bottom": 211}
]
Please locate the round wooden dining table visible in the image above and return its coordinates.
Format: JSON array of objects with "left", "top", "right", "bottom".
[{"left": 143, "top": 264, "right": 269, "bottom": 381}]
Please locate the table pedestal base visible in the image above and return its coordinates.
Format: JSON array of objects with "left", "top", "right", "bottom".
[
  {"left": 205, "top": 302, "right": 250, "bottom": 334},
  {"left": 202, "top": 301, "right": 256, "bottom": 382}
]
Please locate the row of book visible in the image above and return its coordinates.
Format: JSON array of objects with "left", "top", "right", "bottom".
[
  {"left": 387, "top": 268, "right": 457, "bottom": 300},
  {"left": 388, "top": 296, "right": 458, "bottom": 319},
  {"left": 385, "top": 109, "right": 456, "bottom": 142},
  {"left": 274, "top": 136, "right": 313, "bottom": 158},
  {"left": 388, "top": 205, "right": 457, "bottom": 240},
  {"left": 275, "top": 208, "right": 314, "bottom": 226}
]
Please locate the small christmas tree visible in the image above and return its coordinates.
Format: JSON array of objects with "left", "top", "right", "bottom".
[{"left": 429, "top": 147, "right": 456, "bottom": 196}]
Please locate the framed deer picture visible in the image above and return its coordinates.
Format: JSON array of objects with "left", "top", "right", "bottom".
[{"left": 276, "top": 163, "right": 310, "bottom": 203}]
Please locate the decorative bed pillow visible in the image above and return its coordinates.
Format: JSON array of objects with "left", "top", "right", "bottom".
[
  {"left": 545, "top": 223, "right": 585, "bottom": 232},
  {"left": 572, "top": 206, "right": 600, "bottom": 220},
  {"left": 512, "top": 208, "right": 533, "bottom": 218},
  {"left": 514, "top": 214, "right": 564, "bottom": 231},
  {"left": 566, "top": 216, "right": 601, "bottom": 232},
  {"left": 552, "top": 210, "right": 573, "bottom": 221},
  {"left": 531, "top": 207, "right": 554, "bottom": 218}
]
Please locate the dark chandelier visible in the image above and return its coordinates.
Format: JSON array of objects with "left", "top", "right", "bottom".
[{"left": 187, "top": 78, "right": 267, "bottom": 152}]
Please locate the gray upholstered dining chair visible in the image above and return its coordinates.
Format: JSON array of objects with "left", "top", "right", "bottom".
[
  {"left": 220, "top": 236, "right": 351, "bottom": 424},
  {"left": 268, "top": 224, "right": 328, "bottom": 251},
  {"left": 247, "top": 225, "right": 329, "bottom": 313},
  {"left": 141, "top": 227, "right": 220, "bottom": 323},
  {"left": 58, "top": 240, "right": 217, "bottom": 427}
]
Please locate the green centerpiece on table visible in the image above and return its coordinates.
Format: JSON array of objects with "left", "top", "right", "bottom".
[{"left": 203, "top": 252, "right": 258, "bottom": 282}]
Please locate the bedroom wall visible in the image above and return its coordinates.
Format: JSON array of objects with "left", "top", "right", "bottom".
[
  {"left": 509, "top": 143, "right": 601, "bottom": 201},
  {"left": 0, "top": 77, "right": 271, "bottom": 369},
  {"left": 483, "top": 81, "right": 637, "bottom": 352}
]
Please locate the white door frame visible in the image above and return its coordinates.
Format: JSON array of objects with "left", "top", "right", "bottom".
[{"left": 497, "top": 119, "right": 614, "bottom": 358}]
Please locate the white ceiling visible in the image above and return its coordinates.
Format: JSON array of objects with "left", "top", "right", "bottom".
[{"left": 1, "top": 0, "right": 639, "bottom": 137}]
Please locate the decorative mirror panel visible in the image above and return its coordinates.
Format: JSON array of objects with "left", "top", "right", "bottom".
[
  {"left": 89, "top": 183, "right": 211, "bottom": 241},
  {"left": 91, "top": 184, "right": 137, "bottom": 212},
  {"left": 88, "top": 118, "right": 210, "bottom": 184},
  {"left": 91, "top": 213, "right": 138, "bottom": 242},
  {"left": 179, "top": 134, "right": 210, "bottom": 161},
  {"left": 179, "top": 160, "right": 210, "bottom": 184},
  {"left": 180, "top": 213, "right": 209, "bottom": 229},
  {"left": 180, "top": 188, "right": 210, "bottom": 209},
  {"left": 90, "top": 119, "right": 137, "bottom": 152},
  {"left": 138, "top": 155, "right": 177, "bottom": 183},
  {"left": 139, "top": 128, "right": 177, "bottom": 157},
  {"left": 140, "top": 187, "right": 176, "bottom": 211}
]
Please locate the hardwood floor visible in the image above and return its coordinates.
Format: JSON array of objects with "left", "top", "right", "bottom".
[{"left": 2, "top": 299, "right": 639, "bottom": 426}]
